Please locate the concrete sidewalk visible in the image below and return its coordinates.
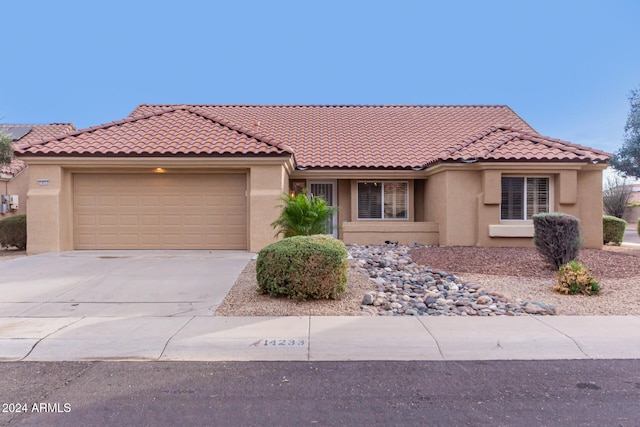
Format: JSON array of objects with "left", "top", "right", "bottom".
[{"left": 1, "top": 315, "right": 639, "bottom": 362}]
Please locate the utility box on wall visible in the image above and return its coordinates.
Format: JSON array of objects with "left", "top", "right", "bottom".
[
  {"left": 9, "top": 195, "right": 18, "bottom": 210},
  {"left": 1, "top": 195, "right": 19, "bottom": 212}
]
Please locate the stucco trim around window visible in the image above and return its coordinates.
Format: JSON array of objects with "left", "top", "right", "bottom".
[{"left": 488, "top": 224, "right": 535, "bottom": 237}]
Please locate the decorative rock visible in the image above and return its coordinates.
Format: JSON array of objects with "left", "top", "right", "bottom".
[
  {"left": 348, "top": 244, "right": 556, "bottom": 317},
  {"left": 476, "top": 295, "right": 493, "bottom": 305},
  {"left": 524, "top": 303, "right": 546, "bottom": 315},
  {"left": 362, "top": 292, "right": 375, "bottom": 305}
]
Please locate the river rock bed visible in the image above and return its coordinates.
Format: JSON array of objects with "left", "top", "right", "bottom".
[{"left": 349, "top": 244, "right": 557, "bottom": 316}]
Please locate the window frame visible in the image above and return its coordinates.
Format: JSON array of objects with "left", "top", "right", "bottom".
[
  {"left": 356, "top": 181, "right": 409, "bottom": 220},
  {"left": 500, "top": 175, "right": 552, "bottom": 221}
]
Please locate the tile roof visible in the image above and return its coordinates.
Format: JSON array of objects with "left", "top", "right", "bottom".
[
  {"left": 15, "top": 107, "right": 291, "bottom": 157},
  {"left": 0, "top": 123, "right": 75, "bottom": 176},
  {"left": 17, "top": 105, "right": 611, "bottom": 169},
  {"left": 440, "top": 126, "right": 611, "bottom": 164}
]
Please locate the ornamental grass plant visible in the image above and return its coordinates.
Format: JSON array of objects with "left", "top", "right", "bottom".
[
  {"left": 554, "top": 260, "right": 601, "bottom": 296},
  {"left": 270, "top": 191, "right": 336, "bottom": 238}
]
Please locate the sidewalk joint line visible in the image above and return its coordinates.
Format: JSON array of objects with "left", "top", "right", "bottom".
[
  {"left": 21, "top": 316, "right": 86, "bottom": 361},
  {"left": 158, "top": 316, "right": 195, "bottom": 361},
  {"left": 417, "top": 318, "right": 445, "bottom": 360},
  {"left": 530, "top": 315, "right": 590, "bottom": 359},
  {"left": 307, "top": 316, "right": 311, "bottom": 361}
]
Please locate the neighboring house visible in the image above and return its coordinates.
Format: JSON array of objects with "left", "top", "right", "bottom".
[
  {"left": 622, "top": 183, "right": 640, "bottom": 226},
  {"left": 627, "top": 183, "right": 640, "bottom": 204},
  {"left": 16, "top": 105, "right": 610, "bottom": 254},
  {"left": 0, "top": 124, "right": 75, "bottom": 218}
]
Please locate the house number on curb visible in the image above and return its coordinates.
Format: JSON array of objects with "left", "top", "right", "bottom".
[{"left": 249, "top": 339, "right": 306, "bottom": 347}]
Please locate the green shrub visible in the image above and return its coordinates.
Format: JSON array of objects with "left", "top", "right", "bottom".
[
  {"left": 0, "top": 215, "right": 26, "bottom": 250},
  {"left": 602, "top": 215, "right": 626, "bottom": 245},
  {"left": 533, "top": 213, "right": 582, "bottom": 270},
  {"left": 271, "top": 191, "right": 336, "bottom": 238},
  {"left": 554, "top": 261, "right": 600, "bottom": 296},
  {"left": 256, "top": 236, "right": 348, "bottom": 301}
]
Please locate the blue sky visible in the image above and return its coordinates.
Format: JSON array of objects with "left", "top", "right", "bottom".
[{"left": 2, "top": 0, "right": 639, "bottom": 156}]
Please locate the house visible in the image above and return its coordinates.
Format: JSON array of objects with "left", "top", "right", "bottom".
[
  {"left": 16, "top": 105, "right": 610, "bottom": 254},
  {"left": 0, "top": 123, "right": 75, "bottom": 218}
]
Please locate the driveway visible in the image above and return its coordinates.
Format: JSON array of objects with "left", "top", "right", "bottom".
[{"left": 0, "top": 250, "right": 253, "bottom": 318}]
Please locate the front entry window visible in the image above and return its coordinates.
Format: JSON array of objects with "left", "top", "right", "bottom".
[
  {"left": 357, "top": 181, "right": 408, "bottom": 219},
  {"left": 501, "top": 177, "right": 549, "bottom": 220}
]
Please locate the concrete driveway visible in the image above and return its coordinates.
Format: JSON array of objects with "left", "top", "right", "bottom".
[{"left": 0, "top": 250, "right": 253, "bottom": 318}]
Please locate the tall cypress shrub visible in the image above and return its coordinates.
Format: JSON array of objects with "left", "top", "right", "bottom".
[{"left": 533, "top": 213, "right": 582, "bottom": 270}]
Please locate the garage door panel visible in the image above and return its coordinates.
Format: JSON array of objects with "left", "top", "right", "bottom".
[
  {"left": 98, "top": 215, "right": 117, "bottom": 226},
  {"left": 74, "top": 173, "right": 247, "bottom": 249},
  {"left": 120, "top": 195, "right": 139, "bottom": 206},
  {"left": 76, "top": 195, "right": 96, "bottom": 207},
  {"left": 163, "top": 195, "right": 181, "bottom": 206}
]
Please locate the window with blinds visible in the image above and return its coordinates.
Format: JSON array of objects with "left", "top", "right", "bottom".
[
  {"left": 501, "top": 177, "right": 550, "bottom": 220},
  {"left": 357, "top": 181, "right": 408, "bottom": 219}
]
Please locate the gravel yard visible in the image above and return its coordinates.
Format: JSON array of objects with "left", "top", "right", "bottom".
[{"left": 216, "top": 245, "right": 640, "bottom": 317}]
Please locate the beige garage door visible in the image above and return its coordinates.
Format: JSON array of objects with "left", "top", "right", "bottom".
[{"left": 74, "top": 173, "right": 247, "bottom": 249}]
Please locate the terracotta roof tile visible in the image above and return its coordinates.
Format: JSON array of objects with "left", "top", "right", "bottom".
[
  {"left": 17, "top": 105, "right": 611, "bottom": 168},
  {"left": 443, "top": 127, "right": 611, "bottom": 164},
  {"left": 16, "top": 107, "right": 290, "bottom": 157},
  {"left": 0, "top": 123, "right": 75, "bottom": 176},
  {"left": 128, "top": 105, "right": 543, "bottom": 168}
]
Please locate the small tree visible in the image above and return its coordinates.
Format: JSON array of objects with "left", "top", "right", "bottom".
[
  {"left": 602, "top": 175, "right": 633, "bottom": 218},
  {"left": 610, "top": 86, "right": 640, "bottom": 178},
  {"left": 271, "top": 191, "right": 336, "bottom": 238},
  {"left": 0, "top": 131, "right": 14, "bottom": 165}
]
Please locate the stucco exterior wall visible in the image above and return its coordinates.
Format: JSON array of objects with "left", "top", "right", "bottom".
[
  {"left": 342, "top": 221, "right": 439, "bottom": 246},
  {"left": 623, "top": 206, "right": 640, "bottom": 226},
  {"left": 575, "top": 168, "right": 605, "bottom": 248},
  {"left": 1, "top": 169, "right": 29, "bottom": 218},
  {"left": 248, "top": 163, "right": 289, "bottom": 252},
  {"left": 22, "top": 156, "right": 606, "bottom": 254},
  {"left": 22, "top": 157, "right": 291, "bottom": 254},
  {"left": 336, "top": 179, "right": 351, "bottom": 239},
  {"left": 427, "top": 163, "right": 606, "bottom": 249},
  {"left": 424, "top": 172, "right": 449, "bottom": 244},
  {"left": 26, "top": 164, "right": 66, "bottom": 254}
]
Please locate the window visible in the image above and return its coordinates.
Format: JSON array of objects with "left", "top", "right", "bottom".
[
  {"left": 358, "top": 181, "right": 407, "bottom": 219},
  {"left": 501, "top": 177, "right": 549, "bottom": 220}
]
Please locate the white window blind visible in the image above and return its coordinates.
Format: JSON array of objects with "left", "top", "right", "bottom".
[
  {"left": 526, "top": 177, "right": 549, "bottom": 219},
  {"left": 383, "top": 182, "right": 407, "bottom": 219}
]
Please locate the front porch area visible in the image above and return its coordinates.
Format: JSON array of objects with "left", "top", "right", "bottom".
[{"left": 341, "top": 221, "right": 439, "bottom": 246}]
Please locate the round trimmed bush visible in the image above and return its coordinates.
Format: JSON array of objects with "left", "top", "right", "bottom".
[
  {"left": 0, "top": 215, "right": 26, "bottom": 250},
  {"left": 256, "top": 236, "right": 348, "bottom": 301},
  {"left": 603, "top": 215, "right": 626, "bottom": 245}
]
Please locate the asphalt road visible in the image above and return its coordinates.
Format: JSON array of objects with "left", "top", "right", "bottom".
[
  {"left": 625, "top": 228, "right": 640, "bottom": 244},
  {"left": 1, "top": 360, "right": 638, "bottom": 427}
]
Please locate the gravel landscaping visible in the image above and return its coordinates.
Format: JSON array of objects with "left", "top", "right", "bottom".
[{"left": 216, "top": 244, "right": 640, "bottom": 317}]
